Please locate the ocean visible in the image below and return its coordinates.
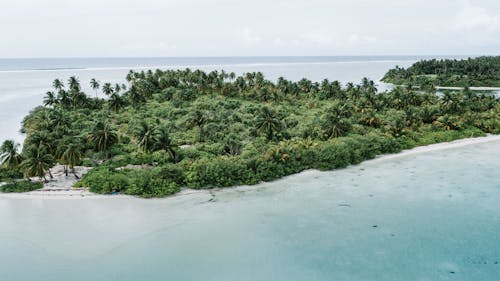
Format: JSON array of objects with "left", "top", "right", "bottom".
[{"left": 1, "top": 138, "right": 499, "bottom": 281}]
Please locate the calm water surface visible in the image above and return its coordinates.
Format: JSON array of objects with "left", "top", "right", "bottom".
[{"left": 1, "top": 140, "right": 499, "bottom": 281}]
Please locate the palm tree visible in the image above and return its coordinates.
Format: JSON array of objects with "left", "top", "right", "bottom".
[
  {"left": 52, "top": 79, "right": 64, "bottom": 91},
  {"left": 102, "top": 83, "right": 114, "bottom": 96},
  {"left": 20, "top": 146, "right": 54, "bottom": 182},
  {"left": 60, "top": 143, "right": 82, "bottom": 178},
  {"left": 57, "top": 90, "right": 71, "bottom": 108},
  {"left": 43, "top": 91, "right": 57, "bottom": 107},
  {"left": 186, "top": 110, "right": 208, "bottom": 142},
  {"left": 114, "top": 83, "right": 121, "bottom": 94},
  {"left": 90, "top": 121, "right": 118, "bottom": 158},
  {"left": 255, "top": 107, "right": 282, "bottom": 140},
  {"left": 128, "top": 85, "right": 145, "bottom": 106},
  {"left": 135, "top": 122, "right": 158, "bottom": 153},
  {"left": 68, "top": 76, "right": 81, "bottom": 92},
  {"left": 71, "top": 91, "right": 88, "bottom": 109},
  {"left": 49, "top": 108, "right": 71, "bottom": 133},
  {"left": 320, "top": 104, "right": 352, "bottom": 139},
  {"left": 109, "top": 93, "right": 126, "bottom": 113},
  {"left": 222, "top": 134, "right": 243, "bottom": 156},
  {"left": 441, "top": 92, "right": 457, "bottom": 113},
  {"left": 0, "top": 140, "right": 24, "bottom": 169},
  {"left": 90, "top": 78, "right": 100, "bottom": 98},
  {"left": 155, "top": 126, "right": 178, "bottom": 162}
]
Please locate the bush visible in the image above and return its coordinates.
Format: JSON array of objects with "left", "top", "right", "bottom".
[
  {"left": 126, "top": 169, "right": 180, "bottom": 198},
  {"left": 0, "top": 181, "right": 43, "bottom": 193},
  {"left": 75, "top": 165, "right": 182, "bottom": 197},
  {"left": 186, "top": 157, "right": 257, "bottom": 189},
  {"left": 0, "top": 167, "right": 23, "bottom": 181},
  {"left": 74, "top": 167, "right": 129, "bottom": 194}
]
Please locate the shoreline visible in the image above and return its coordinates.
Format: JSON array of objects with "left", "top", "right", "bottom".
[
  {"left": 2, "top": 134, "right": 500, "bottom": 200},
  {"left": 435, "top": 86, "right": 500, "bottom": 91}
]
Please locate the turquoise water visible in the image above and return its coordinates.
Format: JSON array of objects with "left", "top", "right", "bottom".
[{"left": 1, "top": 140, "right": 499, "bottom": 281}]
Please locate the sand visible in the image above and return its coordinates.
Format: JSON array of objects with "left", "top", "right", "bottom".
[{"left": 1, "top": 134, "right": 499, "bottom": 199}]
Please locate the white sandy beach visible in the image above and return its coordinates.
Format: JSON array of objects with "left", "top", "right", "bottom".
[
  {"left": 435, "top": 86, "right": 500, "bottom": 91},
  {"left": 2, "top": 134, "right": 500, "bottom": 200}
]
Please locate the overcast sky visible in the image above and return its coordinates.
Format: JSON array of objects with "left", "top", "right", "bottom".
[{"left": 0, "top": 0, "right": 499, "bottom": 58}]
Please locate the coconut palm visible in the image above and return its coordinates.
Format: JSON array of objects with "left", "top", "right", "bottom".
[
  {"left": 60, "top": 143, "right": 82, "bottom": 178},
  {"left": 135, "top": 122, "right": 158, "bottom": 153},
  {"left": 321, "top": 104, "right": 352, "bottom": 139},
  {"left": 71, "top": 91, "right": 88, "bottom": 109},
  {"left": 90, "top": 121, "right": 118, "bottom": 158},
  {"left": 155, "top": 126, "right": 178, "bottom": 162},
  {"left": 43, "top": 91, "right": 57, "bottom": 107},
  {"left": 102, "top": 83, "right": 114, "bottom": 96},
  {"left": 52, "top": 79, "right": 64, "bottom": 91},
  {"left": 68, "top": 76, "right": 81, "bottom": 92},
  {"left": 186, "top": 110, "right": 208, "bottom": 142},
  {"left": 57, "top": 90, "right": 71, "bottom": 108},
  {"left": 109, "top": 93, "right": 126, "bottom": 113},
  {"left": 128, "top": 85, "right": 146, "bottom": 106},
  {"left": 90, "top": 78, "right": 100, "bottom": 98},
  {"left": 0, "top": 140, "right": 24, "bottom": 169},
  {"left": 255, "top": 107, "right": 282, "bottom": 140},
  {"left": 222, "top": 134, "right": 243, "bottom": 156},
  {"left": 114, "top": 83, "right": 121, "bottom": 94},
  {"left": 20, "top": 146, "right": 54, "bottom": 182}
]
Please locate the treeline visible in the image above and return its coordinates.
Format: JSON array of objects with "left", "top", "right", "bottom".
[
  {"left": 382, "top": 56, "right": 500, "bottom": 87},
  {"left": 1, "top": 68, "right": 499, "bottom": 196}
]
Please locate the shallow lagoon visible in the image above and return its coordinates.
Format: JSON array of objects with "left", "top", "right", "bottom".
[{"left": 1, "top": 140, "right": 499, "bottom": 281}]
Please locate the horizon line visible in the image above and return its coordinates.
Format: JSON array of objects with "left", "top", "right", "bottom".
[{"left": 0, "top": 54, "right": 496, "bottom": 60}]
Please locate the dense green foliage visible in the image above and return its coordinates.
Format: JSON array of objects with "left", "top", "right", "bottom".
[
  {"left": 1, "top": 66, "right": 499, "bottom": 197},
  {"left": 74, "top": 165, "right": 182, "bottom": 198},
  {"left": 0, "top": 181, "right": 42, "bottom": 193},
  {"left": 0, "top": 167, "right": 23, "bottom": 181},
  {"left": 382, "top": 56, "right": 500, "bottom": 87}
]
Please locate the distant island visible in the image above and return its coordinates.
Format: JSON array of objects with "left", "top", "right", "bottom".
[
  {"left": 1, "top": 57, "right": 499, "bottom": 197},
  {"left": 382, "top": 56, "right": 500, "bottom": 88}
]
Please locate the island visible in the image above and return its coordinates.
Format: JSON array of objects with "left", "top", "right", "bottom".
[
  {"left": 382, "top": 56, "right": 500, "bottom": 89},
  {"left": 1, "top": 57, "right": 499, "bottom": 197}
]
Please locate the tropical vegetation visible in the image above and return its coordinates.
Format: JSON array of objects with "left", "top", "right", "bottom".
[
  {"left": 382, "top": 56, "right": 500, "bottom": 88},
  {"left": 0, "top": 63, "right": 499, "bottom": 197}
]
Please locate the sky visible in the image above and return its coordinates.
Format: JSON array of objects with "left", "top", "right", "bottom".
[{"left": 0, "top": 0, "right": 499, "bottom": 58}]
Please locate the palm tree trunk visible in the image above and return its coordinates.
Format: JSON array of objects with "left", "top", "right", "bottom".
[
  {"left": 71, "top": 167, "right": 79, "bottom": 179},
  {"left": 268, "top": 130, "right": 273, "bottom": 140},
  {"left": 169, "top": 149, "right": 178, "bottom": 163}
]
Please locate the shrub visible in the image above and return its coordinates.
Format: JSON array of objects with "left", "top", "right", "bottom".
[
  {"left": 125, "top": 169, "right": 180, "bottom": 198},
  {"left": 0, "top": 181, "right": 43, "bottom": 193},
  {"left": 0, "top": 167, "right": 23, "bottom": 181},
  {"left": 74, "top": 167, "right": 129, "bottom": 194},
  {"left": 186, "top": 157, "right": 257, "bottom": 189}
]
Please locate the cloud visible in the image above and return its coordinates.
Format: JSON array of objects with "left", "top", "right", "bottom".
[{"left": 452, "top": 0, "right": 499, "bottom": 30}]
